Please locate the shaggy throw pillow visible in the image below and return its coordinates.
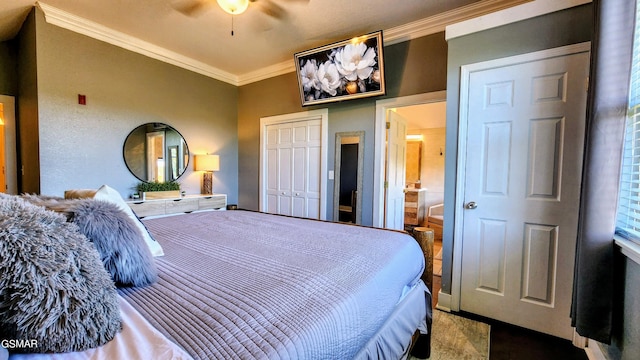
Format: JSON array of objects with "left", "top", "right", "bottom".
[
  {"left": 0, "top": 194, "right": 122, "bottom": 354},
  {"left": 63, "top": 185, "right": 165, "bottom": 257},
  {"left": 70, "top": 199, "right": 158, "bottom": 287},
  {"left": 93, "top": 185, "right": 165, "bottom": 257}
]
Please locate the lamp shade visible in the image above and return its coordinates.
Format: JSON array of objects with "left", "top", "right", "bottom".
[
  {"left": 195, "top": 154, "right": 220, "bottom": 172},
  {"left": 217, "top": 0, "right": 249, "bottom": 15}
]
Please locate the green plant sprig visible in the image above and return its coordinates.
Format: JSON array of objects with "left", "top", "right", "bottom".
[{"left": 135, "top": 181, "right": 181, "bottom": 192}]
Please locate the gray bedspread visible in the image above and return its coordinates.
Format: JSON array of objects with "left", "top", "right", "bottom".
[{"left": 118, "top": 210, "right": 428, "bottom": 359}]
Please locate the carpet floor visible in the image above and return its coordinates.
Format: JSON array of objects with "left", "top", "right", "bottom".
[{"left": 411, "top": 309, "right": 490, "bottom": 360}]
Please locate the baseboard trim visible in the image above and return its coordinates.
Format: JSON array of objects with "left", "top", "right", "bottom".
[
  {"left": 573, "top": 330, "right": 588, "bottom": 348},
  {"left": 435, "top": 290, "right": 452, "bottom": 311},
  {"left": 585, "top": 340, "right": 607, "bottom": 360}
]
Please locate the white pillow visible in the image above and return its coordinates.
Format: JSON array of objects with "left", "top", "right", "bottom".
[{"left": 93, "top": 185, "right": 164, "bottom": 257}]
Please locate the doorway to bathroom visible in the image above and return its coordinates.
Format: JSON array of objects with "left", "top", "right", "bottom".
[
  {"left": 373, "top": 92, "right": 447, "bottom": 281},
  {"left": 373, "top": 91, "right": 447, "bottom": 232},
  {"left": 396, "top": 101, "right": 446, "bottom": 276}
]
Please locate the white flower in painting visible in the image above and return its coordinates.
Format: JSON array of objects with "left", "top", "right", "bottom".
[
  {"left": 334, "top": 43, "right": 377, "bottom": 82},
  {"left": 317, "top": 61, "right": 341, "bottom": 96},
  {"left": 300, "top": 59, "right": 319, "bottom": 92}
]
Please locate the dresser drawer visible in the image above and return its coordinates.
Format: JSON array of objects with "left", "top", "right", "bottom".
[
  {"left": 405, "top": 191, "right": 420, "bottom": 203},
  {"left": 129, "top": 201, "right": 165, "bottom": 218},
  {"left": 198, "top": 195, "right": 227, "bottom": 210},
  {"left": 404, "top": 189, "right": 426, "bottom": 226},
  {"left": 166, "top": 198, "right": 199, "bottom": 214}
]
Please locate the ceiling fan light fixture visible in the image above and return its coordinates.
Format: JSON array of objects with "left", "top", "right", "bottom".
[{"left": 217, "top": 0, "right": 250, "bottom": 15}]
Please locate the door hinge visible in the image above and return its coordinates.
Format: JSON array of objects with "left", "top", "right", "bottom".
[
  {"left": 386, "top": 122, "right": 390, "bottom": 130},
  {"left": 585, "top": 76, "right": 589, "bottom": 92},
  {"left": 384, "top": 181, "right": 389, "bottom": 188}
]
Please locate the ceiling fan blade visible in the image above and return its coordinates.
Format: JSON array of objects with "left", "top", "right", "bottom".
[
  {"left": 250, "top": 0, "right": 287, "bottom": 20},
  {"left": 171, "top": 0, "right": 210, "bottom": 17}
]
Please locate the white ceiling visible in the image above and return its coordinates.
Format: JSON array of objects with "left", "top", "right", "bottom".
[
  {"left": 396, "top": 102, "right": 447, "bottom": 130},
  {"left": 0, "top": 0, "right": 529, "bottom": 85}
]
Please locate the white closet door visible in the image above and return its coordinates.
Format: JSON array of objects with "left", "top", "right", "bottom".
[{"left": 265, "top": 119, "right": 322, "bottom": 219}]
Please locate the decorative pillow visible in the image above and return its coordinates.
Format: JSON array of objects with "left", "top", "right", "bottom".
[
  {"left": 92, "top": 185, "right": 165, "bottom": 257},
  {"left": 0, "top": 194, "right": 122, "bottom": 353},
  {"left": 70, "top": 199, "right": 158, "bottom": 287},
  {"left": 20, "top": 193, "right": 74, "bottom": 217},
  {"left": 64, "top": 188, "right": 97, "bottom": 199}
]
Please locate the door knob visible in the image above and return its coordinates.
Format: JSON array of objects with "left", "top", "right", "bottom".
[{"left": 465, "top": 201, "right": 478, "bottom": 209}]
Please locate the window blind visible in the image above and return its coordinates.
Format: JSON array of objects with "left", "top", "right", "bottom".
[{"left": 616, "top": 1, "right": 640, "bottom": 242}]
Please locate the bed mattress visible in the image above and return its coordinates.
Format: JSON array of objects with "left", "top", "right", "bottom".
[{"left": 119, "top": 210, "right": 428, "bottom": 359}]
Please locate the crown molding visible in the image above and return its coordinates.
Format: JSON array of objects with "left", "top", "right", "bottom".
[
  {"left": 446, "top": 0, "right": 592, "bottom": 40},
  {"left": 237, "top": 60, "right": 295, "bottom": 86},
  {"left": 37, "top": 0, "right": 531, "bottom": 87},
  {"left": 382, "top": 0, "right": 531, "bottom": 45}
]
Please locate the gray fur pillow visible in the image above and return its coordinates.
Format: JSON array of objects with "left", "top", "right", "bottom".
[
  {"left": 70, "top": 199, "right": 158, "bottom": 287},
  {"left": 0, "top": 194, "right": 122, "bottom": 353}
]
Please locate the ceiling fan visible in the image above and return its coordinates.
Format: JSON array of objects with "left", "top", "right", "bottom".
[{"left": 172, "top": 0, "right": 308, "bottom": 20}]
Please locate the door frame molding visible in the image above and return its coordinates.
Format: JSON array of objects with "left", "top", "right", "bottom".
[
  {"left": 449, "top": 42, "right": 592, "bottom": 312},
  {"left": 259, "top": 109, "right": 329, "bottom": 219},
  {"left": 0, "top": 95, "right": 17, "bottom": 194},
  {"left": 373, "top": 91, "right": 447, "bottom": 228}
]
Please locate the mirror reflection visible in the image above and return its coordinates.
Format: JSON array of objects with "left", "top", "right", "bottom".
[
  {"left": 333, "top": 131, "right": 364, "bottom": 224},
  {"left": 123, "top": 123, "right": 189, "bottom": 182},
  {"left": 406, "top": 140, "right": 422, "bottom": 185}
]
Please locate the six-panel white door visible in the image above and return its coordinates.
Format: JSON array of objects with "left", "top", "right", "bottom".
[
  {"left": 459, "top": 47, "right": 590, "bottom": 339},
  {"left": 265, "top": 119, "right": 322, "bottom": 219}
]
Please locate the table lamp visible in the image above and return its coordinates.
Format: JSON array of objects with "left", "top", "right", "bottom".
[{"left": 195, "top": 154, "right": 219, "bottom": 194}]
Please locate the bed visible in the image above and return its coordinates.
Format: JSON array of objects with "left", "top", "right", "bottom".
[{"left": 2, "top": 192, "right": 431, "bottom": 360}]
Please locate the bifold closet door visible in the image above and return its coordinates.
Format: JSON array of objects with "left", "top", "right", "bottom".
[{"left": 266, "top": 118, "right": 322, "bottom": 219}]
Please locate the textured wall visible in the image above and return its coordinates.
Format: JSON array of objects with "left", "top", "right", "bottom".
[{"left": 28, "top": 8, "right": 239, "bottom": 201}]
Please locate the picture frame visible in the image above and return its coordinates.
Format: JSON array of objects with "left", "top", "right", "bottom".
[{"left": 294, "top": 30, "right": 385, "bottom": 107}]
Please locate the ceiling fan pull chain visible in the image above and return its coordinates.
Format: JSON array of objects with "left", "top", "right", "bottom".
[{"left": 231, "top": 15, "right": 235, "bottom": 36}]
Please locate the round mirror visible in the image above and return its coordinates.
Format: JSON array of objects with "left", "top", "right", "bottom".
[{"left": 123, "top": 123, "right": 190, "bottom": 182}]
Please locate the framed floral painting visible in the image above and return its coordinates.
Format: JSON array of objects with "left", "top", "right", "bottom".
[{"left": 294, "top": 30, "right": 385, "bottom": 106}]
